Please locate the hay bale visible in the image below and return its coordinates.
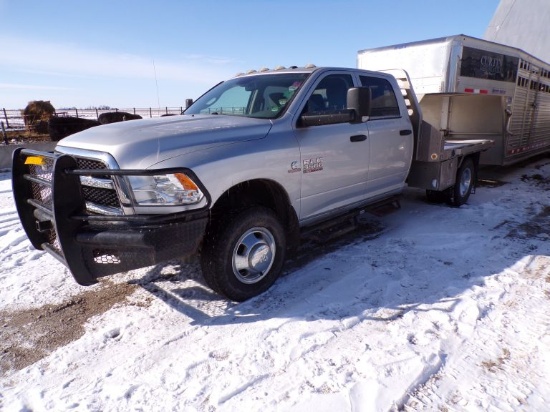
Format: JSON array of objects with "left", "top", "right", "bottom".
[
  {"left": 98, "top": 111, "right": 142, "bottom": 124},
  {"left": 48, "top": 116, "right": 100, "bottom": 141},
  {"left": 22, "top": 101, "right": 56, "bottom": 133}
]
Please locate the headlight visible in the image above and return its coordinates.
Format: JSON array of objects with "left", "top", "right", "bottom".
[{"left": 127, "top": 173, "right": 204, "bottom": 206}]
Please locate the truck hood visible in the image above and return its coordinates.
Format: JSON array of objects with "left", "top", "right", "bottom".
[{"left": 56, "top": 114, "right": 272, "bottom": 168}]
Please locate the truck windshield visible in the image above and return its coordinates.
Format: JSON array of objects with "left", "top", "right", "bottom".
[{"left": 185, "top": 72, "right": 310, "bottom": 119}]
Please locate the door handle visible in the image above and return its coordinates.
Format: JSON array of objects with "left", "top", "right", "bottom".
[
  {"left": 350, "top": 134, "right": 367, "bottom": 142},
  {"left": 400, "top": 129, "right": 412, "bottom": 136}
]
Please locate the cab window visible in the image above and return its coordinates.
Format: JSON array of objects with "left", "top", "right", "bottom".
[
  {"left": 359, "top": 76, "right": 400, "bottom": 118},
  {"left": 304, "top": 74, "right": 354, "bottom": 114}
]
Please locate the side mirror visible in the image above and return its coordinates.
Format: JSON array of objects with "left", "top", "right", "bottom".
[{"left": 347, "top": 87, "right": 371, "bottom": 123}]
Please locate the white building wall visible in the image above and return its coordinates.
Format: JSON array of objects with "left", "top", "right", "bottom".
[{"left": 484, "top": 0, "right": 550, "bottom": 63}]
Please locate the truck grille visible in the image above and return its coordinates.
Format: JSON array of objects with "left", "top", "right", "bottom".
[
  {"left": 77, "top": 157, "right": 107, "bottom": 171},
  {"left": 75, "top": 158, "right": 123, "bottom": 215},
  {"left": 82, "top": 186, "right": 120, "bottom": 208},
  {"left": 26, "top": 156, "right": 122, "bottom": 215}
]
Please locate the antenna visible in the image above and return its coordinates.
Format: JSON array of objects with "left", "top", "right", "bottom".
[{"left": 152, "top": 59, "right": 161, "bottom": 109}]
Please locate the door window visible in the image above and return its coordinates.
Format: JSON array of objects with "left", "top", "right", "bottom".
[
  {"left": 303, "top": 74, "right": 354, "bottom": 115},
  {"left": 359, "top": 76, "right": 400, "bottom": 118}
]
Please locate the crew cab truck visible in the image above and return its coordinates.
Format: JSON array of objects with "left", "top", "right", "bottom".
[{"left": 12, "top": 66, "right": 493, "bottom": 301}]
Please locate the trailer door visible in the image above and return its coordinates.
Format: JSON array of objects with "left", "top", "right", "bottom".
[{"left": 509, "top": 59, "right": 550, "bottom": 153}]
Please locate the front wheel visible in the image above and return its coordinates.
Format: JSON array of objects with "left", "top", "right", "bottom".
[
  {"left": 200, "top": 207, "right": 286, "bottom": 301},
  {"left": 447, "top": 157, "right": 475, "bottom": 207}
]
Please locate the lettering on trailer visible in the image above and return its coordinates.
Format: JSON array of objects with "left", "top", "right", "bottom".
[
  {"left": 481, "top": 55, "right": 503, "bottom": 77},
  {"left": 460, "top": 47, "right": 519, "bottom": 83}
]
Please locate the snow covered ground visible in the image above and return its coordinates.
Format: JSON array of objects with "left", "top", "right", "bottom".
[{"left": 1, "top": 156, "right": 549, "bottom": 411}]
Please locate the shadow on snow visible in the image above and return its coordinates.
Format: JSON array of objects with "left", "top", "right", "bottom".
[{"left": 128, "top": 156, "right": 550, "bottom": 326}]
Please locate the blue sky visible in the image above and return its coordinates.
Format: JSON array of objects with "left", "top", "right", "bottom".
[{"left": 1, "top": 0, "right": 500, "bottom": 109}]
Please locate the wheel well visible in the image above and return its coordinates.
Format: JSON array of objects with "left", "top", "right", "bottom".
[
  {"left": 209, "top": 179, "right": 300, "bottom": 248},
  {"left": 459, "top": 154, "right": 480, "bottom": 181},
  {"left": 459, "top": 153, "right": 479, "bottom": 167}
]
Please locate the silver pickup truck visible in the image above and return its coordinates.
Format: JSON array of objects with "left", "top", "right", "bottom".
[{"left": 12, "top": 66, "right": 493, "bottom": 300}]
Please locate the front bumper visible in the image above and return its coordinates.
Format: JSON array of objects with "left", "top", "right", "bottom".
[{"left": 12, "top": 148, "right": 208, "bottom": 285}]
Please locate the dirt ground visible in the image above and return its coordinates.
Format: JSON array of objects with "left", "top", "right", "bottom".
[{"left": 0, "top": 280, "right": 143, "bottom": 373}]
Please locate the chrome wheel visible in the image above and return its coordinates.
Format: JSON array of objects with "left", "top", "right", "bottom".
[
  {"left": 458, "top": 166, "right": 472, "bottom": 198},
  {"left": 448, "top": 157, "right": 475, "bottom": 207},
  {"left": 232, "top": 227, "right": 276, "bottom": 284},
  {"left": 200, "top": 206, "right": 286, "bottom": 301}
]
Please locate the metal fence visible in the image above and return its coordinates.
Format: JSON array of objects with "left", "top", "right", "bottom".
[{"left": 1, "top": 107, "right": 184, "bottom": 130}]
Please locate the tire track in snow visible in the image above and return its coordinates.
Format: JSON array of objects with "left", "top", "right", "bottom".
[
  {"left": 0, "top": 209, "right": 19, "bottom": 236},
  {"left": 400, "top": 255, "right": 550, "bottom": 411},
  {"left": 0, "top": 238, "right": 38, "bottom": 276}
]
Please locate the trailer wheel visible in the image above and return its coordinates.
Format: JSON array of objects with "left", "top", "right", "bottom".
[
  {"left": 448, "top": 157, "right": 475, "bottom": 207},
  {"left": 200, "top": 207, "right": 286, "bottom": 301}
]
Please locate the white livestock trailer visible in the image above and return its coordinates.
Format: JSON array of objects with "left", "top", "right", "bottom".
[{"left": 358, "top": 34, "right": 550, "bottom": 166}]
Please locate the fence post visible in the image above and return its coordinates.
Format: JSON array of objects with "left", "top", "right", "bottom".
[
  {"left": 75, "top": 108, "right": 79, "bottom": 118},
  {"left": 95, "top": 108, "right": 99, "bottom": 120},
  {"left": 149, "top": 108, "right": 152, "bottom": 118},
  {"left": 1, "top": 121, "right": 7, "bottom": 145},
  {"left": 2, "top": 108, "right": 9, "bottom": 128}
]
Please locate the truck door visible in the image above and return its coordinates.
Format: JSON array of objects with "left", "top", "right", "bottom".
[
  {"left": 359, "top": 75, "right": 414, "bottom": 197},
  {"left": 294, "top": 73, "right": 370, "bottom": 223}
]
